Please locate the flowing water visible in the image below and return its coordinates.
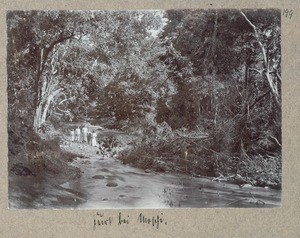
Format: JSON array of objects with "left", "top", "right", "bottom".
[
  {"left": 65, "top": 155, "right": 280, "bottom": 209},
  {"left": 9, "top": 128, "right": 281, "bottom": 209},
  {"left": 9, "top": 154, "right": 280, "bottom": 209}
]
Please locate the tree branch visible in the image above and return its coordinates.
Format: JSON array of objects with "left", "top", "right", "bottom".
[
  {"left": 269, "top": 135, "right": 282, "bottom": 147},
  {"left": 270, "top": 70, "right": 282, "bottom": 83},
  {"left": 35, "top": 32, "right": 76, "bottom": 119},
  {"left": 240, "top": 11, "right": 280, "bottom": 106},
  {"left": 249, "top": 68, "right": 264, "bottom": 74},
  {"left": 41, "top": 32, "right": 75, "bottom": 73},
  {"left": 58, "top": 98, "right": 69, "bottom": 106},
  {"left": 240, "top": 11, "right": 268, "bottom": 65},
  {"left": 56, "top": 106, "right": 71, "bottom": 114},
  {"left": 249, "top": 89, "right": 271, "bottom": 111}
]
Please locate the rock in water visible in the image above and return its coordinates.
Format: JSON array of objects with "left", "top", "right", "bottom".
[
  {"left": 145, "top": 169, "right": 151, "bottom": 173},
  {"left": 240, "top": 184, "right": 253, "bottom": 188},
  {"left": 106, "top": 181, "right": 118, "bottom": 187},
  {"left": 92, "top": 175, "right": 105, "bottom": 179}
]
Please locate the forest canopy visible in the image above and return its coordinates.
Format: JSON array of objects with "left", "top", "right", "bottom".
[{"left": 7, "top": 9, "right": 281, "bottom": 188}]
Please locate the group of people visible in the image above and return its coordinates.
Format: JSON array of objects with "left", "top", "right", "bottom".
[{"left": 70, "top": 125, "right": 97, "bottom": 147}]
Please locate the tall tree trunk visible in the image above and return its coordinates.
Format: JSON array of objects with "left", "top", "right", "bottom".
[
  {"left": 211, "top": 10, "right": 218, "bottom": 125},
  {"left": 33, "top": 33, "right": 75, "bottom": 132},
  {"left": 40, "top": 89, "right": 62, "bottom": 124},
  {"left": 240, "top": 11, "right": 280, "bottom": 106},
  {"left": 34, "top": 103, "right": 43, "bottom": 130},
  {"left": 34, "top": 87, "right": 62, "bottom": 131}
]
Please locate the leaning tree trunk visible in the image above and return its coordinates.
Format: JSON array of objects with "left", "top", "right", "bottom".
[
  {"left": 32, "top": 33, "right": 75, "bottom": 132},
  {"left": 33, "top": 48, "right": 61, "bottom": 132},
  {"left": 34, "top": 79, "right": 62, "bottom": 131},
  {"left": 40, "top": 89, "right": 62, "bottom": 124},
  {"left": 34, "top": 103, "right": 43, "bottom": 131}
]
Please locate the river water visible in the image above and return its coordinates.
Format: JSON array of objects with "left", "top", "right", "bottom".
[
  {"left": 9, "top": 127, "right": 281, "bottom": 209},
  {"left": 57, "top": 154, "right": 280, "bottom": 209},
  {"left": 9, "top": 153, "right": 281, "bottom": 209}
]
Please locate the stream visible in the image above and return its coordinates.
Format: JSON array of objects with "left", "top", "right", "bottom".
[
  {"left": 9, "top": 155, "right": 281, "bottom": 209},
  {"left": 9, "top": 128, "right": 281, "bottom": 209},
  {"left": 60, "top": 154, "right": 280, "bottom": 209}
]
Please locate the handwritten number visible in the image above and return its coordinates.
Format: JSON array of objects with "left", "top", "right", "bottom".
[{"left": 283, "top": 9, "right": 293, "bottom": 19}]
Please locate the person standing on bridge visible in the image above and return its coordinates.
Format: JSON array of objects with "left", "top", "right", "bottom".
[{"left": 82, "top": 124, "right": 88, "bottom": 143}]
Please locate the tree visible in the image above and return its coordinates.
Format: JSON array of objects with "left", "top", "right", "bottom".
[
  {"left": 240, "top": 10, "right": 281, "bottom": 106},
  {"left": 89, "top": 11, "right": 173, "bottom": 125},
  {"left": 8, "top": 11, "right": 76, "bottom": 130},
  {"left": 7, "top": 11, "right": 114, "bottom": 130},
  {"left": 157, "top": 9, "right": 281, "bottom": 159}
]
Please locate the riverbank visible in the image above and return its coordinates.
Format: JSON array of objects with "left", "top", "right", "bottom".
[
  {"left": 8, "top": 125, "right": 281, "bottom": 209},
  {"left": 116, "top": 128, "right": 282, "bottom": 189},
  {"left": 59, "top": 143, "right": 282, "bottom": 209},
  {"left": 8, "top": 130, "right": 82, "bottom": 209}
]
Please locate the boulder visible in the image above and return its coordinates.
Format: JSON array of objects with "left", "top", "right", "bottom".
[
  {"left": 240, "top": 184, "right": 253, "bottom": 188},
  {"left": 106, "top": 181, "right": 118, "bottom": 187}
]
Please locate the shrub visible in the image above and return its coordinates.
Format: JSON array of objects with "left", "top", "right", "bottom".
[{"left": 237, "top": 154, "right": 281, "bottom": 188}]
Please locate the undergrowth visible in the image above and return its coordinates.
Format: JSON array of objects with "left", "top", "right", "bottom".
[
  {"left": 8, "top": 121, "right": 79, "bottom": 181},
  {"left": 118, "top": 122, "right": 282, "bottom": 189}
]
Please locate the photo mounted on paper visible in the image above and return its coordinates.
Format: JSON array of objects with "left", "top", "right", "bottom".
[{"left": 7, "top": 9, "right": 281, "bottom": 209}]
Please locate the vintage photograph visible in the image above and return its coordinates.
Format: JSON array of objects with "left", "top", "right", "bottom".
[{"left": 7, "top": 9, "right": 281, "bottom": 209}]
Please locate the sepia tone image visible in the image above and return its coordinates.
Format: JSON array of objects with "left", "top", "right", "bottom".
[{"left": 7, "top": 9, "right": 281, "bottom": 209}]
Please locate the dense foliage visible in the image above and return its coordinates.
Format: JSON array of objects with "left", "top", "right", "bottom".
[{"left": 7, "top": 9, "right": 281, "bottom": 187}]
